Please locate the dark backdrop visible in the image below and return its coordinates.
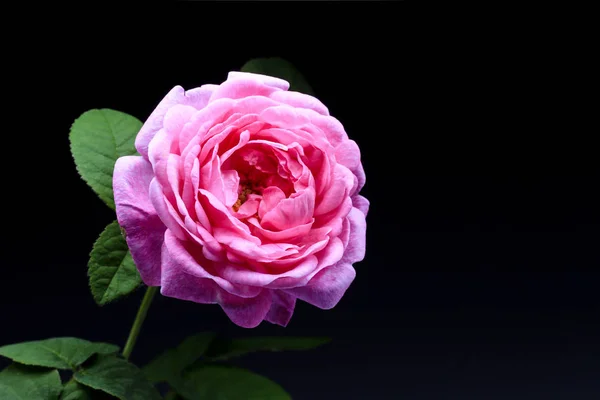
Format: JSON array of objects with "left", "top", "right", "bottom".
[{"left": 2, "top": 5, "right": 598, "bottom": 400}]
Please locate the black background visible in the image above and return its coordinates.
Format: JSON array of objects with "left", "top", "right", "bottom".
[{"left": 2, "top": 5, "right": 598, "bottom": 400}]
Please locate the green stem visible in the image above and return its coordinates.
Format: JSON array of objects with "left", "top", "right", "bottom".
[{"left": 122, "top": 286, "right": 158, "bottom": 360}]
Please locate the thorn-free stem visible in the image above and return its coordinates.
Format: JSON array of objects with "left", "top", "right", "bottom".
[{"left": 122, "top": 286, "right": 158, "bottom": 360}]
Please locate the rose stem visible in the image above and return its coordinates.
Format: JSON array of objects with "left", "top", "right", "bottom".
[{"left": 122, "top": 286, "right": 159, "bottom": 360}]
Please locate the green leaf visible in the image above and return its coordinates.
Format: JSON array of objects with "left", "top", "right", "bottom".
[
  {"left": 0, "top": 364, "right": 62, "bottom": 400},
  {"left": 205, "top": 336, "right": 330, "bottom": 361},
  {"left": 241, "top": 57, "right": 315, "bottom": 96},
  {"left": 0, "top": 338, "right": 119, "bottom": 370},
  {"left": 74, "top": 355, "right": 161, "bottom": 400},
  {"left": 88, "top": 220, "right": 142, "bottom": 306},
  {"left": 143, "top": 333, "right": 216, "bottom": 384},
  {"left": 59, "top": 381, "right": 94, "bottom": 400},
  {"left": 70, "top": 108, "right": 142, "bottom": 210},
  {"left": 173, "top": 366, "right": 291, "bottom": 400}
]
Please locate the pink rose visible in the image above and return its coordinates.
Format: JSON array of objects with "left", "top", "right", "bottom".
[{"left": 113, "top": 72, "right": 368, "bottom": 328}]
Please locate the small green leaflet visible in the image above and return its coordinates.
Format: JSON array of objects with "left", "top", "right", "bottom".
[
  {"left": 0, "top": 338, "right": 119, "bottom": 370},
  {"left": 143, "top": 333, "right": 216, "bottom": 384},
  {"left": 241, "top": 57, "right": 315, "bottom": 96},
  {"left": 70, "top": 108, "right": 142, "bottom": 210},
  {"left": 88, "top": 220, "right": 142, "bottom": 306},
  {"left": 59, "top": 381, "right": 94, "bottom": 400},
  {"left": 0, "top": 364, "right": 62, "bottom": 400},
  {"left": 173, "top": 366, "right": 291, "bottom": 400},
  {"left": 205, "top": 336, "right": 331, "bottom": 361},
  {"left": 74, "top": 355, "right": 161, "bottom": 400}
]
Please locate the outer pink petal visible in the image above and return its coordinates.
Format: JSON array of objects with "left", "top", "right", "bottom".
[
  {"left": 340, "top": 207, "right": 367, "bottom": 265},
  {"left": 264, "top": 291, "right": 296, "bottom": 327},
  {"left": 313, "top": 196, "right": 353, "bottom": 238},
  {"left": 161, "top": 230, "right": 262, "bottom": 298},
  {"left": 352, "top": 195, "right": 370, "bottom": 217},
  {"left": 209, "top": 78, "right": 285, "bottom": 103},
  {"left": 283, "top": 209, "right": 364, "bottom": 309},
  {"left": 149, "top": 178, "right": 187, "bottom": 240},
  {"left": 227, "top": 71, "right": 290, "bottom": 91},
  {"left": 220, "top": 236, "right": 344, "bottom": 291},
  {"left": 159, "top": 248, "right": 272, "bottom": 328},
  {"left": 136, "top": 85, "right": 216, "bottom": 159},
  {"left": 219, "top": 255, "right": 318, "bottom": 289},
  {"left": 269, "top": 91, "right": 330, "bottom": 116},
  {"left": 284, "top": 263, "right": 356, "bottom": 310},
  {"left": 259, "top": 105, "right": 312, "bottom": 129},
  {"left": 352, "top": 162, "right": 366, "bottom": 196},
  {"left": 335, "top": 140, "right": 361, "bottom": 171},
  {"left": 258, "top": 186, "right": 286, "bottom": 220},
  {"left": 293, "top": 108, "right": 349, "bottom": 148},
  {"left": 315, "top": 164, "right": 355, "bottom": 216},
  {"left": 247, "top": 218, "right": 313, "bottom": 243},
  {"left": 113, "top": 156, "right": 165, "bottom": 286},
  {"left": 220, "top": 289, "right": 273, "bottom": 328}
]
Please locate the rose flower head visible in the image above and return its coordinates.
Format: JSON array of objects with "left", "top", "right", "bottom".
[{"left": 113, "top": 72, "right": 368, "bottom": 328}]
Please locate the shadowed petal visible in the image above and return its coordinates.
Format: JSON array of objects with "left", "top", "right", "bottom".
[
  {"left": 284, "top": 263, "right": 356, "bottom": 310},
  {"left": 340, "top": 207, "right": 367, "bottom": 265},
  {"left": 352, "top": 195, "right": 370, "bottom": 217},
  {"left": 113, "top": 156, "right": 165, "bottom": 286},
  {"left": 265, "top": 291, "right": 296, "bottom": 327}
]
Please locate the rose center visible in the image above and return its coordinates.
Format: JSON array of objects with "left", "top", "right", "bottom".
[{"left": 232, "top": 183, "right": 260, "bottom": 212}]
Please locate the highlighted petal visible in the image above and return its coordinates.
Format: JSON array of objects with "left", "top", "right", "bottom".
[{"left": 285, "top": 263, "right": 356, "bottom": 310}]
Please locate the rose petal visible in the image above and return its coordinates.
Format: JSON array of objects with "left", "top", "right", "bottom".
[
  {"left": 199, "top": 189, "right": 259, "bottom": 244},
  {"left": 178, "top": 99, "right": 239, "bottom": 155},
  {"left": 352, "top": 162, "right": 366, "bottom": 196},
  {"left": 161, "top": 230, "right": 262, "bottom": 298},
  {"left": 340, "top": 207, "right": 367, "bottom": 265},
  {"left": 222, "top": 169, "right": 241, "bottom": 208},
  {"left": 261, "top": 187, "right": 316, "bottom": 231},
  {"left": 163, "top": 104, "right": 197, "bottom": 153},
  {"left": 270, "top": 91, "right": 329, "bottom": 116},
  {"left": 160, "top": 259, "right": 271, "bottom": 329},
  {"left": 352, "top": 195, "right": 370, "bottom": 217},
  {"left": 264, "top": 291, "right": 296, "bottom": 327},
  {"left": 258, "top": 186, "right": 286, "bottom": 220},
  {"left": 227, "top": 71, "right": 290, "bottom": 91},
  {"left": 181, "top": 144, "right": 201, "bottom": 219},
  {"left": 232, "top": 195, "right": 261, "bottom": 219},
  {"left": 313, "top": 196, "right": 353, "bottom": 238},
  {"left": 223, "top": 251, "right": 315, "bottom": 285},
  {"left": 214, "top": 227, "right": 300, "bottom": 262},
  {"left": 198, "top": 113, "right": 243, "bottom": 161},
  {"left": 259, "top": 105, "right": 312, "bottom": 129},
  {"left": 247, "top": 218, "right": 313, "bottom": 243},
  {"left": 136, "top": 85, "right": 216, "bottom": 159},
  {"left": 293, "top": 108, "right": 349, "bottom": 148},
  {"left": 285, "top": 262, "right": 356, "bottom": 310},
  {"left": 335, "top": 139, "right": 361, "bottom": 171},
  {"left": 113, "top": 156, "right": 165, "bottom": 286},
  {"left": 220, "top": 130, "right": 251, "bottom": 163}
]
